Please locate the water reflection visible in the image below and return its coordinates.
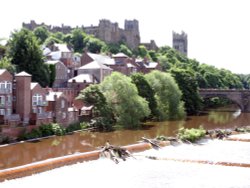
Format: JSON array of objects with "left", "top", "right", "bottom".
[{"left": 0, "top": 105, "right": 249, "bottom": 170}]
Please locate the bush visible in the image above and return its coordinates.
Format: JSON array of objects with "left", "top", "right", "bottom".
[
  {"left": 66, "top": 122, "right": 88, "bottom": 133},
  {"left": 18, "top": 123, "right": 66, "bottom": 141},
  {"left": 19, "top": 128, "right": 42, "bottom": 140},
  {"left": 177, "top": 127, "right": 206, "bottom": 142},
  {"left": 0, "top": 134, "right": 10, "bottom": 144},
  {"left": 39, "top": 123, "right": 65, "bottom": 136}
]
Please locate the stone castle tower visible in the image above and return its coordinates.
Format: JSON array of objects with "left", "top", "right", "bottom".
[
  {"left": 85, "top": 19, "right": 140, "bottom": 49},
  {"left": 172, "top": 31, "right": 188, "bottom": 56},
  {"left": 23, "top": 19, "right": 141, "bottom": 49}
]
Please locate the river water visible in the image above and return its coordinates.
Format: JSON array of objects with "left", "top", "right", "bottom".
[
  {"left": 1, "top": 139, "right": 250, "bottom": 188},
  {"left": 0, "top": 105, "right": 249, "bottom": 170}
]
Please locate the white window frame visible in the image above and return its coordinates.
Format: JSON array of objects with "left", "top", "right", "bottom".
[{"left": 32, "top": 94, "right": 43, "bottom": 106}]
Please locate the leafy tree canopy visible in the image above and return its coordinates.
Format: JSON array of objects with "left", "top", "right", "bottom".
[
  {"left": 8, "top": 28, "right": 53, "bottom": 87},
  {"left": 170, "top": 68, "right": 202, "bottom": 115},
  {"left": 33, "top": 26, "right": 50, "bottom": 44},
  {"left": 100, "top": 72, "right": 150, "bottom": 128},
  {"left": 76, "top": 84, "right": 114, "bottom": 130},
  {"left": 131, "top": 73, "right": 158, "bottom": 118},
  {"left": 145, "top": 70, "right": 186, "bottom": 120}
]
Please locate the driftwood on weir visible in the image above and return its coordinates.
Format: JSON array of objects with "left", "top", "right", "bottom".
[
  {"left": 206, "top": 129, "right": 232, "bottom": 139},
  {"left": 141, "top": 137, "right": 161, "bottom": 150},
  {"left": 100, "top": 142, "right": 134, "bottom": 164}
]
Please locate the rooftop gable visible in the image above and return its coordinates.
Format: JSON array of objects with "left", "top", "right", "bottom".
[
  {"left": 46, "top": 91, "right": 64, "bottom": 101},
  {"left": 68, "top": 74, "right": 96, "bottom": 83},
  {"left": 16, "top": 71, "right": 31, "bottom": 77},
  {"left": 78, "top": 60, "right": 112, "bottom": 70},
  {"left": 0, "top": 69, "right": 7, "bottom": 75},
  {"left": 88, "top": 52, "right": 115, "bottom": 65},
  {"left": 30, "top": 82, "right": 39, "bottom": 90}
]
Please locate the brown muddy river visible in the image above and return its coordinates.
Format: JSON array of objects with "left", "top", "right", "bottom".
[{"left": 0, "top": 105, "right": 249, "bottom": 170}]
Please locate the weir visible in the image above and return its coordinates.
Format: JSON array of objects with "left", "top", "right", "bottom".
[{"left": 1, "top": 134, "right": 250, "bottom": 186}]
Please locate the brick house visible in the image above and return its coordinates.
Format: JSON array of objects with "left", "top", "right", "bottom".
[
  {"left": 135, "top": 58, "right": 161, "bottom": 74},
  {"left": 111, "top": 53, "right": 137, "bottom": 75},
  {"left": 46, "top": 91, "right": 68, "bottom": 126},
  {"left": 30, "top": 82, "right": 52, "bottom": 125},
  {"left": 68, "top": 74, "right": 98, "bottom": 92},
  {"left": 78, "top": 61, "right": 112, "bottom": 82},
  {"left": 45, "top": 60, "right": 69, "bottom": 88},
  {"left": 0, "top": 69, "right": 20, "bottom": 126},
  {"left": 81, "top": 52, "right": 115, "bottom": 67}
]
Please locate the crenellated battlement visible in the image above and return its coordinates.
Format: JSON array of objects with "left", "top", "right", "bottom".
[{"left": 23, "top": 19, "right": 141, "bottom": 49}]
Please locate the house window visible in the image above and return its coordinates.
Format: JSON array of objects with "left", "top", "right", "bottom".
[
  {"left": 33, "top": 107, "right": 37, "bottom": 113},
  {"left": 7, "top": 108, "right": 11, "bottom": 115},
  {"left": 0, "top": 109, "right": 5, "bottom": 115},
  {"left": 0, "top": 81, "right": 12, "bottom": 93},
  {"left": 38, "top": 107, "right": 43, "bottom": 114},
  {"left": 7, "top": 95, "right": 11, "bottom": 106},
  {"left": 61, "top": 99, "right": 65, "bottom": 108},
  {"left": 32, "top": 94, "right": 42, "bottom": 106},
  {"left": 62, "top": 112, "right": 66, "bottom": 119},
  {"left": 0, "top": 96, "right": 5, "bottom": 105}
]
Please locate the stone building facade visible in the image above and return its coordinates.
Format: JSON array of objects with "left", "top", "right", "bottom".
[
  {"left": 172, "top": 31, "right": 188, "bottom": 56},
  {"left": 23, "top": 19, "right": 141, "bottom": 49}
]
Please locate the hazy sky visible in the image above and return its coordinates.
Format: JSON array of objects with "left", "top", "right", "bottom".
[{"left": 1, "top": 0, "right": 250, "bottom": 74}]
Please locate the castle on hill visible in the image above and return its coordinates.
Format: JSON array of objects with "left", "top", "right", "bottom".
[{"left": 23, "top": 19, "right": 157, "bottom": 50}]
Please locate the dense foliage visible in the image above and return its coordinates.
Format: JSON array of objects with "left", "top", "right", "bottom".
[
  {"left": 76, "top": 84, "right": 114, "bottom": 130},
  {"left": 100, "top": 72, "right": 150, "bottom": 128},
  {"left": 19, "top": 122, "right": 88, "bottom": 141},
  {"left": 145, "top": 70, "right": 186, "bottom": 120},
  {"left": 131, "top": 73, "right": 158, "bottom": 118},
  {"left": 170, "top": 68, "right": 202, "bottom": 115},
  {"left": 7, "top": 28, "right": 53, "bottom": 87},
  {"left": 0, "top": 57, "right": 16, "bottom": 74},
  {"left": 177, "top": 127, "right": 206, "bottom": 142}
]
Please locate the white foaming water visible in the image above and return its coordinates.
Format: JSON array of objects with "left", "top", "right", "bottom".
[{"left": 1, "top": 140, "right": 250, "bottom": 188}]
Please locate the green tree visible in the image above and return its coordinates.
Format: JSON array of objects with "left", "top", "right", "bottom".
[
  {"left": 76, "top": 85, "right": 114, "bottom": 130},
  {"left": 131, "top": 73, "right": 158, "bottom": 118},
  {"left": 70, "top": 28, "right": 87, "bottom": 53},
  {"left": 170, "top": 68, "right": 202, "bottom": 115},
  {"left": 8, "top": 28, "right": 52, "bottom": 87},
  {"left": 145, "top": 70, "right": 186, "bottom": 120},
  {"left": 44, "top": 36, "right": 63, "bottom": 46},
  {"left": 137, "top": 45, "right": 150, "bottom": 59},
  {"left": 33, "top": 26, "right": 50, "bottom": 44},
  {"left": 84, "top": 36, "right": 106, "bottom": 53},
  {"left": 148, "top": 50, "right": 158, "bottom": 62},
  {"left": 52, "top": 32, "right": 65, "bottom": 41},
  {"left": 119, "top": 44, "right": 132, "bottom": 57},
  {"left": 0, "top": 57, "right": 16, "bottom": 74},
  {"left": 100, "top": 72, "right": 150, "bottom": 128}
]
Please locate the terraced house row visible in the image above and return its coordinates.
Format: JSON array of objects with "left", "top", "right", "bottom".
[{"left": 0, "top": 43, "right": 161, "bottom": 137}]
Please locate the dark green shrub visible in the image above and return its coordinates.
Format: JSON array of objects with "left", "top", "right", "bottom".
[
  {"left": 66, "top": 122, "right": 88, "bottom": 133},
  {"left": 39, "top": 123, "right": 65, "bottom": 136}
]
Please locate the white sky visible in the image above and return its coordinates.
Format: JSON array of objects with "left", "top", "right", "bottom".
[{"left": 1, "top": 0, "right": 250, "bottom": 74}]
